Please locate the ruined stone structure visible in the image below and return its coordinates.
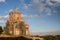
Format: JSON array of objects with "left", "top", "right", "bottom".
[{"left": 4, "top": 9, "right": 30, "bottom": 36}]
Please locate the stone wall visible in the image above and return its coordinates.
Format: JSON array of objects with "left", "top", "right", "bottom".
[{"left": 4, "top": 9, "right": 30, "bottom": 36}]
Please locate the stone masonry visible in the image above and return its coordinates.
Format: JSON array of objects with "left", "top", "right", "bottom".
[{"left": 4, "top": 9, "right": 30, "bottom": 36}]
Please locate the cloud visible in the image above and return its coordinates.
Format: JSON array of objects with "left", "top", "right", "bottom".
[
  {"left": 0, "top": 13, "right": 53, "bottom": 24},
  {"left": 0, "top": 15, "right": 8, "bottom": 24},
  {"left": 0, "top": 15, "right": 8, "bottom": 19},
  {"left": 54, "top": 0, "right": 60, "bottom": 2},
  {"left": 0, "top": 20, "right": 3, "bottom": 23},
  {"left": 46, "top": 0, "right": 52, "bottom": 5},
  {"left": 8, "top": 8, "right": 47, "bottom": 18},
  {"left": 20, "top": 0, "right": 28, "bottom": 10},
  {"left": 0, "top": 20, "right": 6, "bottom": 23},
  {"left": 21, "top": 14, "right": 41, "bottom": 18},
  {"left": 22, "top": 0, "right": 58, "bottom": 16},
  {"left": 21, "top": 14, "right": 48, "bottom": 18},
  {"left": 33, "top": 0, "right": 40, "bottom": 3},
  {"left": 0, "top": 14, "right": 39, "bottom": 24},
  {"left": 45, "top": 8, "right": 52, "bottom": 16},
  {"left": 46, "top": 0, "right": 60, "bottom": 7},
  {"left": 0, "top": 14, "right": 39, "bottom": 20},
  {"left": 0, "top": 0, "right": 5, "bottom": 2},
  {"left": 38, "top": 3, "right": 46, "bottom": 13},
  {"left": 23, "top": 4, "right": 28, "bottom": 10},
  {"left": 47, "top": 13, "right": 52, "bottom": 16},
  {"left": 9, "top": 9, "right": 13, "bottom": 12},
  {"left": 22, "top": 13, "right": 53, "bottom": 18}
]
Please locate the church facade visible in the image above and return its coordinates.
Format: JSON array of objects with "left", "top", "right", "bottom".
[{"left": 4, "top": 9, "right": 30, "bottom": 36}]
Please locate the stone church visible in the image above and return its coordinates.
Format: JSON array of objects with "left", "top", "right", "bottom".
[{"left": 4, "top": 9, "right": 30, "bottom": 36}]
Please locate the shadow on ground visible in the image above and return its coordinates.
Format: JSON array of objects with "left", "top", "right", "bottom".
[{"left": 0, "top": 36, "right": 32, "bottom": 40}]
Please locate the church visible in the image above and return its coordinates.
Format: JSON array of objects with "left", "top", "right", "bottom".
[
  {"left": 3, "top": 9, "right": 44, "bottom": 40},
  {"left": 4, "top": 9, "right": 30, "bottom": 36}
]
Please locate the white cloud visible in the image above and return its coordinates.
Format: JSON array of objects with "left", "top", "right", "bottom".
[
  {"left": 9, "top": 9, "right": 13, "bottom": 12},
  {"left": 0, "top": 15, "right": 8, "bottom": 19},
  {"left": 54, "top": 0, "right": 60, "bottom": 2},
  {"left": 20, "top": 0, "right": 59, "bottom": 13},
  {"left": 22, "top": 14, "right": 40, "bottom": 18},
  {"left": 0, "top": 0, "right": 5, "bottom": 2},
  {"left": 0, "top": 0, "right": 56, "bottom": 19},
  {"left": 21, "top": 14, "right": 47, "bottom": 18},
  {"left": 23, "top": 4, "right": 28, "bottom": 10},
  {"left": 0, "top": 20, "right": 6, "bottom": 23},
  {"left": 0, "top": 20, "right": 3, "bottom": 22},
  {"left": 46, "top": 0, "right": 54, "bottom": 6},
  {"left": 39, "top": 3, "right": 45, "bottom": 13},
  {"left": 4, "top": 15, "right": 8, "bottom": 18},
  {"left": 46, "top": 8, "right": 52, "bottom": 16},
  {"left": 21, "top": 14, "right": 29, "bottom": 17},
  {"left": 0, "top": 15, "right": 8, "bottom": 24},
  {"left": 33, "top": 0, "right": 40, "bottom": 3},
  {"left": 20, "top": 0, "right": 24, "bottom": 3},
  {"left": 46, "top": 0, "right": 60, "bottom": 6},
  {"left": 47, "top": 13, "right": 52, "bottom": 16},
  {"left": 20, "top": 0, "right": 28, "bottom": 10}
]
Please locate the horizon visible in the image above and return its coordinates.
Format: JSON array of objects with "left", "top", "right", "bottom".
[{"left": 0, "top": 0, "right": 60, "bottom": 35}]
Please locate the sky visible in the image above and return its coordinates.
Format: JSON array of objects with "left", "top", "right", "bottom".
[{"left": 0, "top": 0, "right": 60, "bottom": 34}]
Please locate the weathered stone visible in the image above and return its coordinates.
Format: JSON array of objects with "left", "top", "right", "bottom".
[{"left": 4, "top": 9, "right": 30, "bottom": 36}]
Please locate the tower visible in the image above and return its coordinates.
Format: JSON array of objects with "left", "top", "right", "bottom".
[{"left": 4, "top": 9, "right": 30, "bottom": 36}]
